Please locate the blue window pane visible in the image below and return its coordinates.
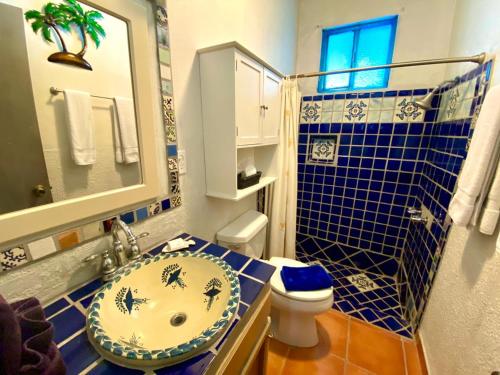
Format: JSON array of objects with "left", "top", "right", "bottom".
[
  {"left": 317, "top": 16, "right": 398, "bottom": 93},
  {"left": 324, "top": 31, "right": 354, "bottom": 90},
  {"left": 353, "top": 24, "right": 394, "bottom": 89}
]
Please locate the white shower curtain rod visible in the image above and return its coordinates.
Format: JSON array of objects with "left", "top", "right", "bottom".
[{"left": 288, "top": 52, "right": 487, "bottom": 79}]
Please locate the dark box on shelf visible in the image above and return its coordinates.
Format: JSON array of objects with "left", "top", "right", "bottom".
[{"left": 237, "top": 171, "right": 262, "bottom": 189}]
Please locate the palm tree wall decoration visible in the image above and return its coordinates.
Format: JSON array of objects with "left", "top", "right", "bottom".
[{"left": 25, "top": 0, "right": 106, "bottom": 71}]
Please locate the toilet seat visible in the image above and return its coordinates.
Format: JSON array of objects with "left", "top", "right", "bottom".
[{"left": 269, "top": 257, "right": 333, "bottom": 302}]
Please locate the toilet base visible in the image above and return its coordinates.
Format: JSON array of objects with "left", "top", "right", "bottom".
[
  {"left": 271, "top": 306, "right": 319, "bottom": 347},
  {"left": 270, "top": 291, "right": 334, "bottom": 348}
]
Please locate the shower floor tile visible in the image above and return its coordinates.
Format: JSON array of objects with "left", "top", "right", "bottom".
[{"left": 297, "top": 250, "right": 413, "bottom": 338}]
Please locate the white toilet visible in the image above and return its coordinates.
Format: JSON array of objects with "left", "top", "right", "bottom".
[{"left": 217, "top": 210, "right": 334, "bottom": 348}]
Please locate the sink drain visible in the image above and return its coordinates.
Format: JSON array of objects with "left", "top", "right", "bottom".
[{"left": 170, "top": 312, "right": 187, "bottom": 327}]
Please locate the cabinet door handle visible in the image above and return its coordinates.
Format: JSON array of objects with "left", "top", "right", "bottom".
[{"left": 260, "top": 105, "right": 269, "bottom": 110}]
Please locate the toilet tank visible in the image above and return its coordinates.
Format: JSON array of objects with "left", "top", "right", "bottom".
[{"left": 217, "top": 210, "right": 268, "bottom": 258}]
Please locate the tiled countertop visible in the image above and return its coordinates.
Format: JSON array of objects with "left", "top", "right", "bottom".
[{"left": 43, "top": 233, "right": 276, "bottom": 374}]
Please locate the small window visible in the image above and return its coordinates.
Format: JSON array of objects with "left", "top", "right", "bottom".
[{"left": 318, "top": 16, "right": 398, "bottom": 93}]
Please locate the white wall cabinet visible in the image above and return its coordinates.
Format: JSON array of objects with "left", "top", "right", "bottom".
[{"left": 199, "top": 42, "right": 283, "bottom": 200}]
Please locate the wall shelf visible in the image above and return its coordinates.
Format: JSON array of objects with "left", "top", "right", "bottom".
[{"left": 207, "top": 176, "right": 277, "bottom": 201}]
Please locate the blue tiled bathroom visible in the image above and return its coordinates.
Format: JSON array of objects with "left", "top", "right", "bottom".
[{"left": 1, "top": 1, "right": 500, "bottom": 375}]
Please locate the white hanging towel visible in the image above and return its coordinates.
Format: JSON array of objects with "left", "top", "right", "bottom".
[
  {"left": 113, "top": 97, "right": 139, "bottom": 164},
  {"left": 479, "top": 160, "right": 500, "bottom": 235},
  {"left": 448, "top": 85, "right": 500, "bottom": 227},
  {"left": 63, "top": 89, "right": 96, "bottom": 165}
]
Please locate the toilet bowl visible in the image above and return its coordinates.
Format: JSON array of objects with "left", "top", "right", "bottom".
[
  {"left": 217, "top": 212, "right": 333, "bottom": 348},
  {"left": 269, "top": 257, "right": 334, "bottom": 348}
]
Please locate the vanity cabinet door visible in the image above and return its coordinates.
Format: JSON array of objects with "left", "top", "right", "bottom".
[
  {"left": 235, "top": 53, "right": 263, "bottom": 146},
  {"left": 261, "top": 69, "right": 281, "bottom": 144}
]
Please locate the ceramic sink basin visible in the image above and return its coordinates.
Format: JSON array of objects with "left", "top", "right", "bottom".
[{"left": 86, "top": 251, "right": 240, "bottom": 369}]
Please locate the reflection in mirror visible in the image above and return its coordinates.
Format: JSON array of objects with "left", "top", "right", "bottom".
[{"left": 0, "top": 0, "right": 141, "bottom": 215}]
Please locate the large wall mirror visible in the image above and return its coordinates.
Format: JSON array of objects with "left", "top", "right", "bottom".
[
  {"left": 0, "top": 0, "right": 181, "bottom": 251},
  {"left": 1, "top": 0, "right": 141, "bottom": 213}
]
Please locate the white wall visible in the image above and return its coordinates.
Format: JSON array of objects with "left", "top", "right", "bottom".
[
  {"left": 420, "top": 1, "right": 500, "bottom": 374},
  {"left": 167, "top": 0, "right": 298, "bottom": 241},
  {"left": 295, "top": 0, "right": 457, "bottom": 95}
]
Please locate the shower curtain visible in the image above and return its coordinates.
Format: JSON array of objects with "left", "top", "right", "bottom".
[{"left": 268, "top": 79, "right": 300, "bottom": 259}]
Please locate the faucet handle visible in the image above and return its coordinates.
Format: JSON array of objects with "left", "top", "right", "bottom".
[
  {"left": 407, "top": 207, "right": 422, "bottom": 215},
  {"left": 136, "top": 232, "right": 150, "bottom": 240}
]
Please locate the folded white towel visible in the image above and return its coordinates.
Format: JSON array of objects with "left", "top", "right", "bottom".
[
  {"left": 448, "top": 85, "right": 500, "bottom": 226},
  {"left": 63, "top": 89, "right": 95, "bottom": 165},
  {"left": 113, "top": 97, "right": 139, "bottom": 164}
]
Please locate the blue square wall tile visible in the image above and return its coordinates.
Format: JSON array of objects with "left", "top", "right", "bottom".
[
  {"left": 167, "top": 144, "right": 177, "bottom": 157},
  {"left": 136, "top": 207, "right": 148, "bottom": 221},
  {"left": 120, "top": 211, "right": 135, "bottom": 225},
  {"left": 161, "top": 198, "right": 171, "bottom": 211}
]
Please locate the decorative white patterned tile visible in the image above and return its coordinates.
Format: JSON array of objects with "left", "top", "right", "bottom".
[
  {"left": 27, "top": 237, "right": 57, "bottom": 260},
  {"left": 380, "top": 110, "right": 394, "bottom": 123},
  {"left": 369, "top": 97, "right": 382, "bottom": 110},
  {"left": 367, "top": 110, "right": 381, "bottom": 123},
  {"left": 322, "top": 100, "right": 333, "bottom": 112},
  {"left": 309, "top": 136, "right": 338, "bottom": 164},
  {"left": 394, "top": 98, "right": 424, "bottom": 122},
  {"left": 163, "top": 95, "right": 174, "bottom": 112},
  {"left": 344, "top": 100, "right": 367, "bottom": 122},
  {"left": 168, "top": 157, "right": 179, "bottom": 171},
  {"left": 171, "top": 195, "right": 182, "bottom": 208},
  {"left": 301, "top": 101, "right": 322, "bottom": 123},
  {"left": 149, "top": 202, "right": 161, "bottom": 216},
  {"left": 442, "top": 87, "right": 461, "bottom": 121},
  {"left": 331, "top": 111, "right": 343, "bottom": 123},
  {"left": 332, "top": 99, "right": 345, "bottom": 112},
  {"left": 346, "top": 273, "right": 380, "bottom": 292},
  {"left": 0, "top": 247, "right": 28, "bottom": 271},
  {"left": 381, "top": 97, "right": 396, "bottom": 109}
]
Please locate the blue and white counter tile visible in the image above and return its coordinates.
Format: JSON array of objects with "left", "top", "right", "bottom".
[{"left": 43, "top": 233, "right": 275, "bottom": 374}]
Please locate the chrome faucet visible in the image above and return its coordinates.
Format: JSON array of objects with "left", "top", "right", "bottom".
[
  {"left": 85, "top": 219, "right": 149, "bottom": 281},
  {"left": 111, "top": 218, "right": 149, "bottom": 265}
]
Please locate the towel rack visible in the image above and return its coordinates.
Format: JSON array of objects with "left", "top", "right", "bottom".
[{"left": 50, "top": 87, "right": 114, "bottom": 100}]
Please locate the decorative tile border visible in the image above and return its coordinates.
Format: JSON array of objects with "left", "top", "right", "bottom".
[
  {"left": 0, "top": 4, "right": 182, "bottom": 273},
  {"left": 300, "top": 89, "right": 428, "bottom": 124}
]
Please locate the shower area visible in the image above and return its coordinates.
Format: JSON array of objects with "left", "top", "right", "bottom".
[{"left": 294, "top": 60, "right": 493, "bottom": 338}]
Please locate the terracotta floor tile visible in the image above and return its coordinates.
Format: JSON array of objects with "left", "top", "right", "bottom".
[
  {"left": 348, "top": 319, "right": 405, "bottom": 375},
  {"left": 403, "top": 340, "right": 424, "bottom": 375},
  {"left": 345, "top": 362, "right": 376, "bottom": 374},
  {"left": 282, "top": 353, "right": 345, "bottom": 375},
  {"left": 316, "top": 310, "right": 349, "bottom": 357},
  {"left": 267, "top": 338, "right": 289, "bottom": 375}
]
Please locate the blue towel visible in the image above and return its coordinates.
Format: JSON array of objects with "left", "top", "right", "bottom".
[{"left": 280, "top": 265, "right": 334, "bottom": 292}]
